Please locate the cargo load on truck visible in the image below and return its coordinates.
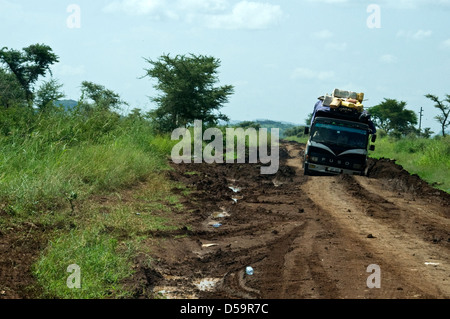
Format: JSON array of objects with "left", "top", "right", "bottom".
[{"left": 312, "top": 89, "right": 377, "bottom": 134}]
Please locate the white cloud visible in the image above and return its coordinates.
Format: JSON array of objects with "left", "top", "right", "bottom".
[
  {"left": 380, "top": 0, "right": 450, "bottom": 9},
  {"left": 325, "top": 42, "right": 347, "bottom": 51},
  {"left": 311, "top": 29, "right": 333, "bottom": 39},
  {"left": 307, "top": 0, "right": 450, "bottom": 9},
  {"left": 412, "top": 30, "right": 432, "bottom": 39},
  {"left": 54, "top": 64, "right": 86, "bottom": 76},
  {"left": 397, "top": 29, "right": 432, "bottom": 40},
  {"left": 440, "top": 39, "right": 450, "bottom": 49},
  {"left": 380, "top": 54, "right": 397, "bottom": 64},
  {"left": 177, "top": 0, "right": 228, "bottom": 13},
  {"left": 307, "top": 0, "right": 348, "bottom": 4},
  {"left": 205, "top": 1, "right": 283, "bottom": 30},
  {"left": 103, "top": 0, "right": 283, "bottom": 30},
  {"left": 103, "top": 0, "right": 162, "bottom": 15},
  {"left": 291, "top": 67, "right": 335, "bottom": 81}
]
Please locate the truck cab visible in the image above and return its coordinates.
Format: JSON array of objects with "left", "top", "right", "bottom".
[{"left": 304, "top": 116, "right": 376, "bottom": 176}]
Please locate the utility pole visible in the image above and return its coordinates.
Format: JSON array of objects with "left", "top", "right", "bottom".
[{"left": 418, "top": 107, "right": 424, "bottom": 135}]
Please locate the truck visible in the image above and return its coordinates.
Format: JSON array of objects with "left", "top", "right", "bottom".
[{"left": 303, "top": 95, "right": 377, "bottom": 176}]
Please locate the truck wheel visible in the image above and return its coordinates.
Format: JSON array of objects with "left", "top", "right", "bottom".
[
  {"left": 362, "top": 166, "right": 369, "bottom": 177},
  {"left": 304, "top": 164, "right": 310, "bottom": 176}
]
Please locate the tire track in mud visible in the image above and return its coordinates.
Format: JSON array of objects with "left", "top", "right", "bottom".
[
  {"left": 302, "top": 151, "right": 450, "bottom": 298},
  {"left": 138, "top": 141, "right": 450, "bottom": 299}
]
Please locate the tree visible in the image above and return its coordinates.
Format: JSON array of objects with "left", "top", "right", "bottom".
[
  {"left": 143, "top": 53, "right": 234, "bottom": 133},
  {"left": 35, "top": 78, "right": 65, "bottom": 111},
  {"left": 369, "top": 99, "right": 418, "bottom": 136},
  {"left": 425, "top": 94, "right": 450, "bottom": 137},
  {"left": 0, "top": 68, "right": 27, "bottom": 108},
  {"left": 0, "top": 44, "right": 59, "bottom": 105},
  {"left": 305, "top": 113, "right": 313, "bottom": 126},
  {"left": 235, "top": 121, "right": 261, "bottom": 130},
  {"left": 78, "top": 81, "right": 127, "bottom": 112}
]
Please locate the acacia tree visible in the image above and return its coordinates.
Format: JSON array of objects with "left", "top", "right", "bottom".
[
  {"left": 425, "top": 94, "right": 450, "bottom": 137},
  {"left": 78, "top": 81, "right": 128, "bottom": 112},
  {"left": 143, "top": 53, "right": 234, "bottom": 132},
  {"left": 369, "top": 98, "right": 417, "bottom": 136},
  {"left": 0, "top": 44, "right": 59, "bottom": 105},
  {"left": 35, "top": 78, "right": 65, "bottom": 111}
]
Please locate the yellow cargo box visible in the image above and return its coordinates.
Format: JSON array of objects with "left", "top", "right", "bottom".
[
  {"left": 356, "top": 93, "right": 364, "bottom": 102},
  {"left": 330, "top": 98, "right": 342, "bottom": 108},
  {"left": 341, "top": 101, "right": 364, "bottom": 112}
]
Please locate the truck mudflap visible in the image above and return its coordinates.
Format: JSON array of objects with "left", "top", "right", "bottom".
[{"left": 304, "top": 162, "right": 365, "bottom": 176}]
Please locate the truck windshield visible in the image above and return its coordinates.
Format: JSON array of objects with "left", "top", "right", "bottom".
[{"left": 311, "top": 123, "right": 368, "bottom": 149}]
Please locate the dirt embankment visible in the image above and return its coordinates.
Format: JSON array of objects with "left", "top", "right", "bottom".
[{"left": 1, "top": 141, "right": 449, "bottom": 299}]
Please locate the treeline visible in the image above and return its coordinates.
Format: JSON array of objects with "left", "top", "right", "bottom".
[
  {"left": 0, "top": 43, "right": 238, "bottom": 216},
  {"left": 0, "top": 45, "right": 235, "bottom": 135}
]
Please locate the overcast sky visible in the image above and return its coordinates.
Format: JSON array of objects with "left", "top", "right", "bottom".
[{"left": 1, "top": 0, "right": 449, "bottom": 133}]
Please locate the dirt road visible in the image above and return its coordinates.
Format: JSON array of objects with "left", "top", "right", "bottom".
[{"left": 141, "top": 141, "right": 450, "bottom": 299}]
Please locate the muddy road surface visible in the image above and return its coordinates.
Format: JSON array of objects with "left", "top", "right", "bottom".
[{"left": 140, "top": 141, "right": 450, "bottom": 299}]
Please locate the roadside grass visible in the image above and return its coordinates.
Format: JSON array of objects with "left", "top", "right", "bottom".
[
  {"left": 370, "top": 136, "right": 450, "bottom": 193},
  {"left": 283, "top": 135, "right": 308, "bottom": 144},
  {"left": 32, "top": 173, "right": 187, "bottom": 299},
  {"left": 33, "top": 228, "right": 135, "bottom": 299},
  {"left": 0, "top": 108, "right": 187, "bottom": 298}
]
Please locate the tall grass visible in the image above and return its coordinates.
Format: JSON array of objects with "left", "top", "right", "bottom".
[
  {"left": 0, "top": 109, "right": 175, "bottom": 217},
  {"left": 371, "top": 136, "right": 450, "bottom": 193},
  {"left": 0, "top": 106, "right": 181, "bottom": 298}
]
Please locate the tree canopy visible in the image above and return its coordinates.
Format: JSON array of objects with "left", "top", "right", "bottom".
[
  {"left": 143, "top": 53, "right": 234, "bottom": 132},
  {"left": 79, "top": 81, "right": 128, "bottom": 112},
  {"left": 0, "top": 44, "right": 59, "bottom": 105},
  {"left": 369, "top": 98, "right": 418, "bottom": 136},
  {"left": 425, "top": 94, "right": 450, "bottom": 137},
  {"left": 35, "top": 78, "right": 65, "bottom": 111}
]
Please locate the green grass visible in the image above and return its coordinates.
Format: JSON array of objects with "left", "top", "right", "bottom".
[
  {"left": 283, "top": 135, "right": 308, "bottom": 144},
  {"left": 0, "top": 107, "right": 185, "bottom": 298},
  {"left": 33, "top": 228, "right": 135, "bottom": 299},
  {"left": 370, "top": 136, "right": 450, "bottom": 193}
]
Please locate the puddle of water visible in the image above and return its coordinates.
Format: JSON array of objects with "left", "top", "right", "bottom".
[
  {"left": 211, "top": 211, "right": 230, "bottom": 218},
  {"left": 272, "top": 180, "right": 283, "bottom": 187},
  {"left": 229, "top": 186, "right": 241, "bottom": 193},
  {"left": 153, "top": 286, "right": 197, "bottom": 299},
  {"left": 193, "top": 278, "right": 221, "bottom": 292},
  {"left": 424, "top": 262, "right": 440, "bottom": 266},
  {"left": 202, "top": 243, "right": 218, "bottom": 248},
  {"left": 232, "top": 195, "right": 243, "bottom": 203},
  {"left": 207, "top": 221, "right": 223, "bottom": 228}
]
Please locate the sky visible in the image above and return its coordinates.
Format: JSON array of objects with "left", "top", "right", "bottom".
[{"left": 1, "top": 0, "right": 449, "bottom": 134}]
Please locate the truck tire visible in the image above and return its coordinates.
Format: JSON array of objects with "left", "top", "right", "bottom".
[{"left": 304, "top": 164, "right": 310, "bottom": 176}]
